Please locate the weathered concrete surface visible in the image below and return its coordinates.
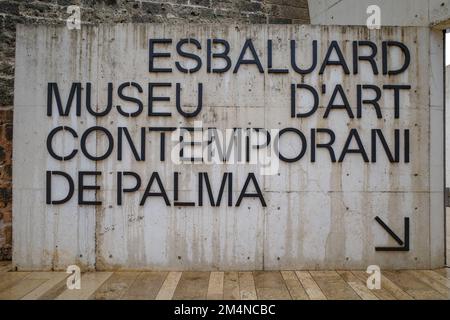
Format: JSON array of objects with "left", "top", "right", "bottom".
[
  {"left": 447, "top": 66, "right": 450, "bottom": 265},
  {"left": 307, "top": 0, "right": 448, "bottom": 269},
  {"left": 308, "top": 0, "right": 450, "bottom": 27},
  {"left": 0, "top": 0, "right": 310, "bottom": 261},
  {"left": 13, "top": 26, "right": 98, "bottom": 270},
  {"left": 13, "top": 24, "right": 445, "bottom": 270}
]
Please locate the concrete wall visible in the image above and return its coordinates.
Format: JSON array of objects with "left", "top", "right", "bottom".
[
  {"left": 308, "top": 0, "right": 450, "bottom": 27},
  {"left": 0, "top": 0, "right": 310, "bottom": 260},
  {"left": 447, "top": 65, "right": 450, "bottom": 264},
  {"left": 308, "top": 0, "right": 448, "bottom": 269},
  {"left": 13, "top": 24, "right": 444, "bottom": 270}
]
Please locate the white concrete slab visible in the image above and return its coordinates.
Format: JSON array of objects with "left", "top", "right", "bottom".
[{"left": 13, "top": 24, "right": 444, "bottom": 270}]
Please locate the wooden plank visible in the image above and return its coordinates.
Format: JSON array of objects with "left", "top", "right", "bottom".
[
  {"left": 351, "top": 271, "right": 397, "bottom": 300},
  {"left": 0, "top": 263, "right": 12, "bottom": 273},
  {"left": 172, "top": 272, "right": 210, "bottom": 300},
  {"left": 253, "top": 271, "right": 291, "bottom": 300},
  {"left": 37, "top": 275, "right": 71, "bottom": 300},
  {"left": 223, "top": 272, "right": 240, "bottom": 300},
  {"left": 418, "top": 270, "right": 450, "bottom": 289},
  {"left": 281, "top": 271, "right": 309, "bottom": 300},
  {"left": 3, "top": 269, "right": 444, "bottom": 301},
  {"left": 0, "top": 272, "right": 30, "bottom": 292},
  {"left": 407, "top": 270, "right": 450, "bottom": 298},
  {"left": 337, "top": 271, "right": 378, "bottom": 300},
  {"left": 295, "top": 271, "right": 326, "bottom": 300},
  {"left": 121, "top": 272, "right": 167, "bottom": 300},
  {"left": 309, "top": 271, "right": 360, "bottom": 300},
  {"left": 207, "top": 272, "right": 224, "bottom": 300},
  {"left": 21, "top": 272, "right": 68, "bottom": 300},
  {"left": 55, "top": 272, "right": 113, "bottom": 300},
  {"left": 378, "top": 275, "right": 414, "bottom": 300},
  {"left": 239, "top": 272, "right": 257, "bottom": 300},
  {"left": 383, "top": 270, "right": 445, "bottom": 300},
  {"left": 92, "top": 272, "right": 139, "bottom": 300},
  {"left": 435, "top": 268, "right": 450, "bottom": 279},
  {"left": 0, "top": 275, "right": 46, "bottom": 300},
  {"left": 155, "top": 272, "right": 182, "bottom": 300}
]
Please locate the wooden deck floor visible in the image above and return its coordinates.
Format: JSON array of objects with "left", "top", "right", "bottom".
[{"left": 0, "top": 262, "right": 449, "bottom": 300}]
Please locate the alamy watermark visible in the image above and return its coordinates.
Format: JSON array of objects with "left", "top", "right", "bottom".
[
  {"left": 366, "top": 265, "right": 381, "bottom": 290},
  {"left": 366, "top": 5, "right": 381, "bottom": 29},
  {"left": 169, "top": 121, "right": 282, "bottom": 176},
  {"left": 66, "top": 265, "right": 81, "bottom": 290},
  {"left": 66, "top": 5, "right": 81, "bottom": 30}
]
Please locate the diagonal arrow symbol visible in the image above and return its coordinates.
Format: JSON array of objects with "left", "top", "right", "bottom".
[{"left": 374, "top": 216, "right": 410, "bottom": 251}]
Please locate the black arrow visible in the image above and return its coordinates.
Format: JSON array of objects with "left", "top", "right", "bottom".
[{"left": 374, "top": 216, "right": 409, "bottom": 251}]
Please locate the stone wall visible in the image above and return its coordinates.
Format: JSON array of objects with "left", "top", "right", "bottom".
[{"left": 0, "top": 0, "right": 309, "bottom": 260}]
